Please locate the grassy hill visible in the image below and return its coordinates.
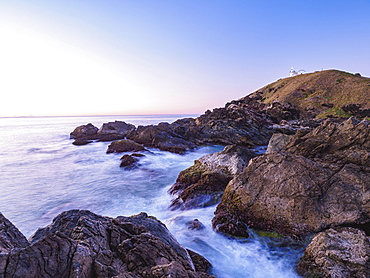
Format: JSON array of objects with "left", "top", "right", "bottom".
[{"left": 248, "top": 70, "right": 370, "bottom": 119}]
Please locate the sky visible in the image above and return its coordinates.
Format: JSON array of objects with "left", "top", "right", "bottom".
[{"left": 0, "top": 1, "right": 369, "bottom": 117}]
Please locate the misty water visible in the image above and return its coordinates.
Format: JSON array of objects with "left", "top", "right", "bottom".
[{"left": 0, "top": 115, "right": 303, "bottom": 277}]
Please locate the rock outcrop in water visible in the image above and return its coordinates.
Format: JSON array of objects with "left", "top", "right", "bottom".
[
  {"left": 0, "top": 210, "right": 214, "bottom": 278},
  {"left": 70, "top": 103, "right": 275, "bottom": 154},
  {"left": 169, "top": 145, "right": 257, "bottom": 211}
]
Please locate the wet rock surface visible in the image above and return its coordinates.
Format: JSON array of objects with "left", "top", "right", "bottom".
[
  {"left": 0, "top": 210, "right": 214, "bottom": 278},
  {"left": 169, "top": 145, "right": 257, "bottom": 210},
  {"left": 106, "top": 139, "right": 147, "bottom": 154}
]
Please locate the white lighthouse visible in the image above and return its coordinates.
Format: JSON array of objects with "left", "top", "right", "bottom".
[{"left": 290, "top": 67, "right": 306, "bottom": 77}]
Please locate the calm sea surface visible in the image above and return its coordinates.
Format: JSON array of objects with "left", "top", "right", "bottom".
[{"left": 0, "top": 115, "right": 302, "bottom": 277}]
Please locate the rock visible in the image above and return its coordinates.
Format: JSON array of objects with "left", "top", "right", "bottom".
[
  {"left": 213, "top": 118, "right": 370, "bottom": 239},
  {"left": 107, "top": 139, "right": 146, "bottom": 154},
  {"left": 284, "top": 117, "right": 370, "bottom": 166},
  {"left": 1, "top": 210, "right": 214, "bottom": 278},
  {"left": 297, "top": 227, "right": 370, "bottom": 278},
  {"left": 70, "top": 123, "right": 98, "bottom": 139},
  {"left": 169, "top": 145, "right": 257, "bottom": 210},
  {"left": 0, "top": 212, "right": 29, "bottom": 252},
  {"left": 70, "top": 102, "right": 276, "bottom": 153},
  {"left": 72, "top": 139, "right": 94, "bottom": 146},
  {"left": 120, "top": 154, "right": 139, "bottom": 168},
  {"left": 265, "top": 133, "right": 292, "bottom": 153},
  {"left": 342, "top": 103, "right": 370, "bottom": 118},
  {"left": 187, "top": 219, "right": 205, "bottom": 231},
  {"left": 127, "top": 125, "right": 196, "bottom": 154},
  {"left": 98, "top": 121, "right": 136, "bottom": 137},
  {"left": 194, "top": 106, "right": 273, "bottom": 146},
  {"left": 187, "top": 249, "right": 212, "bottom": 273}
]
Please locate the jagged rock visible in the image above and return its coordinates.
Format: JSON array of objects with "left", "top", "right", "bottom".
[
  {"left": 98, "top": 121, "right": 136, "bottom": 137},
  {"left": 107, "top": 139, "right": 147, "bottom": 154},
  {"left": 169, "top": 145, "right": 257, "bottom": 210},
  {"left": 284, "top": 117, "right": 370, "bottom": 166},
  {"left": 120, "top": 154, "right": 139, "bottom": 168},
  {"left": 0, "top": 214, "right": 30, "bottom": 249},
  {"left": 127, "top": 125, "right": 196, "bottom": 154},
  {"left": 70, "top": 123, "right": 99, "bottom": 139},
  {"left": 213, "top": 118, "right": 370, "bottom": 239},
  {"left": 71, "top": 103, "right": 275, "bottom": 153},
  {"left": 265, "top": 133, "right": 292, "bottom": 153},
  {"left": 194, "top": 106, "right": 273, "bottom": 146},
  {"left": 297, "top": 227, "right": 370, "bottom": 278},
  {"left": 1, "top": 210, "right": 214, "bottom": 278}
]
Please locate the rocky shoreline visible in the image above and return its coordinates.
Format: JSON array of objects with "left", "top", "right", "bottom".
[
  {"left": 4, "top": 70, "right": 369, "bottom": 277},
  {"left": 0, "top": 210, "right": 214, "bottom": 277}
]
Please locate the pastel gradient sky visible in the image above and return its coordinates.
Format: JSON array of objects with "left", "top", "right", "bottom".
[{"left": 1, "top": 1, "right": 369, "bottom": 117}]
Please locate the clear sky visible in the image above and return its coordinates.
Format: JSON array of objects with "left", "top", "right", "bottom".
[{"left": 1, "top": 0, "right": 369, "bottom": 117}]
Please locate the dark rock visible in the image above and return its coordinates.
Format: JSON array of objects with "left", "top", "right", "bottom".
[
  {"left": 187, "top": 249, "right": 212, "bottom": 273},
  {"left": 0, "top": 213, "right": 29, "bottom": 252},
  {"left": 1, "top": 210, "right": 214, "bottom": 278},
  {"left": 297, "top": 227, "right": 370, "bottom": 278},
  {"left": 127, "top": 125, "right": 197, "bottom": 154},
  {"left": 107, "top": 139, "right": 146, "bottom": 154},
  {"left": 342, "top": 103, "right": 370, "bottom": 118},
  {"left": 70, "top": 123, "right": 98, "bottom": 139},
  {"left": 169, "top": 145, "right": 257, "bottom": 210},
  {"left": 152, "top": 132, "right": 197, "bottom": 154},
  {"left": 98, "top": 121, "right": 136, "bottom": 137},
  {"left": 120, "top": 154, "right": 138, "bottom": 168},
  {"left": 187, "top": 219, "right": 205, "bottom": 231},
  {"left": 213, "top": 118, "right": 370, "bottom": 239},
  {"left": 72, "top": 139, "right": 93, "bottom": 146},
  {"left": 194, "top": 106, "right": 273, "bottom": 146}
]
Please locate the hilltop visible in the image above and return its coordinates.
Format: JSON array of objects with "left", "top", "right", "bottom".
[{"left": 237, "top": 70, "right": 370, "bottom": 119}]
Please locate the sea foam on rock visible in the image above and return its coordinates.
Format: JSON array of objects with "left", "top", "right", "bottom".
[
  {"left": 169, "top": 145, "right": 257, "bottom": 210},
  {"left": 0, "top": 210, "right": 214, "bottom": 278}
]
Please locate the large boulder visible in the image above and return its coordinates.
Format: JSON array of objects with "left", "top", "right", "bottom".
[
  {"left": 1, "top": 210, "right": 214, "bottom": 278},
  {"left": 70, "top": 123, "right": 99, "bottom": 139},
  {"left": 169, "top": 145, "right": 257, "bottom": 210},
  {"left": 213, "top": 118, "right": 370, "bottom": 239},
  {"left": 97, "top": 121, "right": 136, "bottom": 141},
  {"left": 297, "top": 227, "right": 370, "bottom": 278}
]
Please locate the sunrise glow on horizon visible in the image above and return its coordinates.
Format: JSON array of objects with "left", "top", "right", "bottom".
[{"left": 1, "top": 1, "right": 369, "bottom": 117}]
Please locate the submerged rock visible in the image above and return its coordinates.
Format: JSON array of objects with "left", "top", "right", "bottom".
[
  {"left": 297, "top": 227, "right": 370, "bottom": 278},
  {"left": 120, "top": 154, "right": 139, "bottom": 168},
  {"left": 0, "top": 210, "right": 214, "bottom": 278}
]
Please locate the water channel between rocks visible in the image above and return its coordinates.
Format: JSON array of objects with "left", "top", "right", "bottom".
[{"left": 0, "top": 115, "right": 303, "bottom": 278}]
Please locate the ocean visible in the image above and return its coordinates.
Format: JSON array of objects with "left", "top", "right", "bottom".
[{"left": 0, "top": 115, "right": 302, "bottom": 277}]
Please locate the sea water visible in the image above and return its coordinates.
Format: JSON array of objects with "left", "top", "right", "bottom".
[{"left": 0, "top": 115, "right": 302, "bottom": 277}]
